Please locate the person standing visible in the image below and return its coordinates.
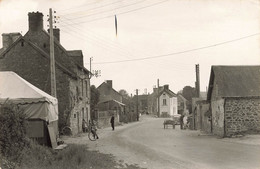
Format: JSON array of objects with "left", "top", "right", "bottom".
[
  {"left": 180, "top": 114, "right": 184, "bottom": 130},
  {"left": 110, "top": 114, "right": 115, "bottom": 131}
]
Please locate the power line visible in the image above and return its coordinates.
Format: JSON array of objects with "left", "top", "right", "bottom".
[
  {"left": 60, "top": 0, "right": 140, "bottom": 17},
  {"left": 90, "top": 33, "right": 260, "bottom": 64},
  {"left": 59, "top": 0, "right": 102, "bottom": 12},
  {"left": 59, "top": 0, "right": 169, "bottom": 26},
  {"left": 60, "top": 0, "right": 146, "bottom": 21}
]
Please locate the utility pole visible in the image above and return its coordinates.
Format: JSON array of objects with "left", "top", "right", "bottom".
[
  {"left": 49, "top": 8, "right": 57, "bottom": 97},
  {"left": 136, "top": 89, "right": 139, "bottom": 121},
  {"left": 157, "top": 79, "right": 160, "bottom": 117},
  {"left": 195, "top": 64, "right": 200, "bottom": 98},
  {"left": 90, "top": 57, "right": 93, "bottom": 78},
  {"left": 89, "top": 57, "right": 101, "bottom": 79}
]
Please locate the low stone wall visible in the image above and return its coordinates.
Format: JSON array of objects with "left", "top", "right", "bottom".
[{"left": 225, "top": 97, "right": 260, "bottom": 136}]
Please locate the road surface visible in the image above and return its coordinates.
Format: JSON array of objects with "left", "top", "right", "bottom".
[{"left": 65, "top": 115, "right": 260, "bottom": 169}]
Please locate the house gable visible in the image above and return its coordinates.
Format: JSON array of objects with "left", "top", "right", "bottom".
[
  {"left": 207, "top": 65, "right": 260, "bottom": 100},
  {"left": 97, "top": 81, "right": 122, "bottom": 103}
]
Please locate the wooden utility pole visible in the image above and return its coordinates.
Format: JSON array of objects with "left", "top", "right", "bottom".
[
  {"left": 49, "top": 8, "right": 57, "bottom": 97},
  {"left": 195, "top": 64, "right": 200, "bottom": 98},
  {"left": 136, "top": 89, "right": 139, "bottom": 121},
  {"left": 157, "top": 79, "right": 160, "bottom": 117}
]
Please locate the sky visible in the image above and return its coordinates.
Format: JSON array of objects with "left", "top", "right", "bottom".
[{"left": 0, "top": 0, "right": 259, "bottom": 96}]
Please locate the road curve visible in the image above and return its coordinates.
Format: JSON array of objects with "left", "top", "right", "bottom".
[{"left": 66, "top": 115, "right": 260, "bottom": 169}]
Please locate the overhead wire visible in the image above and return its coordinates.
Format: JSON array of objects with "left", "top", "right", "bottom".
[
  {"left": 59, "top": 0, "right": 169, "bottom": 26},
  {"left": 91, "top": 32, "right": 260, "bottom": 64},
  {"left": 60, "top": 18, "right": 193, "bottom": 72},
  {"left": 60, "top": 0, "right": 146, "bottom": 21},
  {"left": 58, "top": 0, "right": 102, "bottom": 12},
  {"left": 59, "top": 0, "right": 140, "bottom": 17}
]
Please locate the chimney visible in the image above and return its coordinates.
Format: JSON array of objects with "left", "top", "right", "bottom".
[
  {"left": 106, "top": 80, "right": 112, "bottom": 88},
  {"left": 48, "top": 28, "right": 60, "bottom": 42},
  {"left": 2, "top": 33, "right": 22, "bottom": 49},
  {"left": 164, "top": 85, "right": 169, "bottom": 90},
  {"left": 28, "top": 12, "right": 43, "bottom": 32}
]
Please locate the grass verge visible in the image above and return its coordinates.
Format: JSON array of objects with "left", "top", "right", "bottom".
[{"left": 19, "top": 141, "right": 144, "bottom": 169}]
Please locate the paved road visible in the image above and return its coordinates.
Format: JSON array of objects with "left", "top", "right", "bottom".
[{"left": 66, "top": 115, "right": 260, "bottom": 169}]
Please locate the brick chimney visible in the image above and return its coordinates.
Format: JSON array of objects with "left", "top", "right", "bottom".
[
  {"left": 164, "top": 85, "right": 169, "bottom": 90},
  {"left": 2, "top": 33, "right": 21, "bottom": 49},
  {"left": 106, "top": 80, "right": 112, "bottom": 88},
  {"left": 48, "top": 28, "right": 60, "bottom": 42},
  {"left": 28, "top": 12, "right": 43, "bottom": 32}
]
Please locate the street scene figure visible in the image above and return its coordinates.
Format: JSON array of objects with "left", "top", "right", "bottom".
[
  {"left": 180, "top": 114, "right": 184, "bottom": 130},
  {"left": 110, "top": 114, "right": 115, "bottom": 131},
  {"left": 82, "top": 119, "right": 87, "bottom": 133},
  {"left": 89, "top": 120, "right": 99, "bottom": 139}
]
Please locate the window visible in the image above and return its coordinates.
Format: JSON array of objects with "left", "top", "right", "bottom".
[{"left": 163, "top": 99, "right": 167, "bottom": 105}]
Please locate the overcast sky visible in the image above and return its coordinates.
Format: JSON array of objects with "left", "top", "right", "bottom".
[{"left": 0, "top": 0, "right": 259, "bottom": 95}]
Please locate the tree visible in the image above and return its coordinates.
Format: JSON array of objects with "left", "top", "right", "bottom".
[
  {"left": 182, "top": 86, "right": 196, "bottom": 102},
  {"left": 118, "top": 89, "right": 130, "bottom": 99},
  {"left": 0, "top": 102, "right": 28, "bottom": 168},
  {"left": 182, "top": 86, "right": 197, "bottom": 114},
  {"left": 90, "top": 85, "right": 100, "bottom": 112}
]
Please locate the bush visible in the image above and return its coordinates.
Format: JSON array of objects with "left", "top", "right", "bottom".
[{"left": 0, "top": 102, "right": 28, "bottom": 169}]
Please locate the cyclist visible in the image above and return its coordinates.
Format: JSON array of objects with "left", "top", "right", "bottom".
[{"left": 89, "top": 120, "right": 99, "bottom": 139}]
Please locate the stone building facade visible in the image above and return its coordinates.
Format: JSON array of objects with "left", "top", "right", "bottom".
[
  {"left": 224, "top": 97, "right": 260, "bottom": 136},
  {"left": 207, "top": 66, "right": 260, "bottom": 137},
  {"left": 0, "top": 12, "right": 91, "bottom": 135}
]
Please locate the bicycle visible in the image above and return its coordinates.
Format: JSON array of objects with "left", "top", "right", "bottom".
[
  {"left": 88, "top": 121, "right": 99, "bottom": 141},
  {"left": 61, "top": 126, "right": 72, "bottom": 136}
]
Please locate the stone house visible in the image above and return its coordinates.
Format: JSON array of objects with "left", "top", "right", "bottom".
[
  {"left": 207, "top": 65, "right": 260, "bottom": 137},
  {"left": 96, "top": 80, "right": 126, "bottom": 126},
  {"left": 148, "top": 85, "right": 177, "bottom": 117},
  {"left": 0, "top": 12, "right": 91, "bottom": 135}
]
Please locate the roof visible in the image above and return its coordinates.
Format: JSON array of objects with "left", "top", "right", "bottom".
[
  {"left": 177, "top": 94, "right": 187, "bottom": 102},
  {"left": 98, "top": 99, "right": 125, "bottom": 106},
  {"left": 97, "top": 81, "right": 121, "bottom": 97},
  {"left": 159, "top": 88, "right": 177, "bottom": 98},
  {"left": 67, "top": 50, "right": 83, "bottom": 57},
  {"left": 150, "top": 86, "right": 177, "bottom": 99},
  {"left": 207, "top": 65, "right": 260, "bottom": 100},
  {"left": 0, "top": 71, "right": 57, "bottom": 104}
]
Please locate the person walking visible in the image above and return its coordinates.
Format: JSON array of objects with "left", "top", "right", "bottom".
[{"left": 110, "top": 114, "right": 115, "bottom": 131}]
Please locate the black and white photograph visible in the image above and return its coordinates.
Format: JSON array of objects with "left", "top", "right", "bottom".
[{"left": 0, "top": 0, "right": 260, "bottom": 168}]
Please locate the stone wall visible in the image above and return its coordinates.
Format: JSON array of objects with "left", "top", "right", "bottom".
[{"left": 225, "top": 97, "right": 260, "bottom": 136}]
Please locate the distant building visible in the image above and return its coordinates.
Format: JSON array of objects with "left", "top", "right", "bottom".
[
  {"left": 207, "top": 65, "right": 260, "bottom": 137},
  {"left": 132, "top": 94, "right": 149, "bottom": 115},
  {"left": 148, "top": 85, "right": 177, "bottom": 117},
  {"left": 0, "top": 12, "right": 91, "bottom": 135},
  {"left": 177, "top": 94, "right": 189, "bottom": 115}
]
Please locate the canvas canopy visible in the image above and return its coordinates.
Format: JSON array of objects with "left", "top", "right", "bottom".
[{"left": 0, "top": 71, "right": 58, "bottom": 122}]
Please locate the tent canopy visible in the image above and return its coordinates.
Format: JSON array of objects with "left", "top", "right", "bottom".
[{"left": 0, "top": 71, "right": 58, "bottom": 122}]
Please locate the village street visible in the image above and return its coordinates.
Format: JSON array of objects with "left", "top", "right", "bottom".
[{"left": 64, "top": 115, "right": 260, "bottom": 169}]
